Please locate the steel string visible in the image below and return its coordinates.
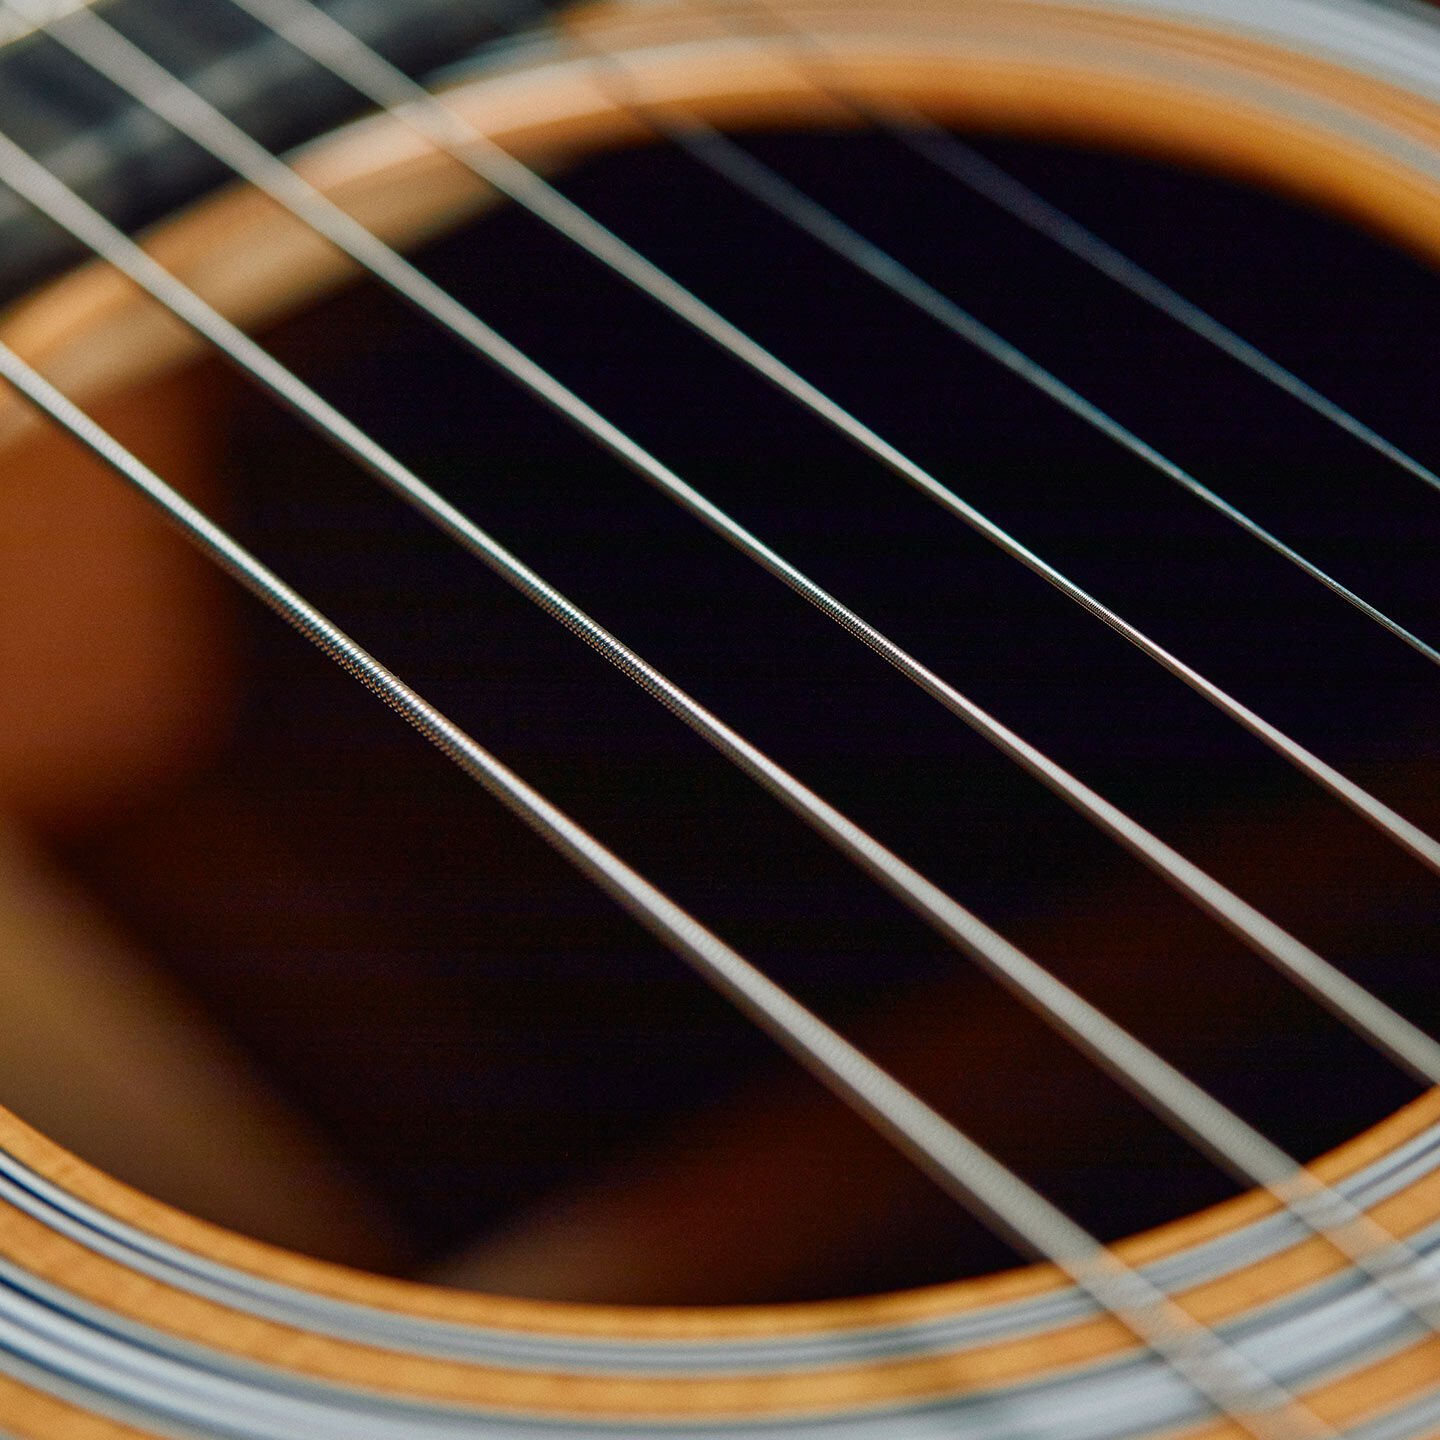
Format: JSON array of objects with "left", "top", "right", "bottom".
[
  {"left": 871, "top": 110, "right": 1440, "bottom": 500},
  {"left": 37, "top": 0, "right": 1440, "bottom": 1033},
  {"left": 658, "top": 116, "right": 1440, "bottom": 670},
  {"left": 11, "top": 0, "right": 1440, "bottom": 1329},
  {"left": 8, "top": 0, "right": 1440, "bottom": 1357},
  {"left": 669, "top": 0, "right": 1440, "bottom": 501},
  {"left": 35, "top": 0, "right": 1440, "bottom": 887},
  {"left": 0, "top": 336, "right": 1329, "bottom": 1440}
]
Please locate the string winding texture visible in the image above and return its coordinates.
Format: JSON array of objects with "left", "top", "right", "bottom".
[{"left": 0, "top": 340, "right": 1330, "bottom": 1440}]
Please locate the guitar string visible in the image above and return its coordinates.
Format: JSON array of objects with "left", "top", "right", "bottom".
[
  {"left": 0, "top": 8, "right": 1416, "bottom": 1428},
  {"left": 28, "top": 0, "right": 1440, "bottom": 1075},
  {"left": 664, "top": 0, "right": 1440, "bottom": 503},
  {"left": 22, "top": 0, "right": 1440, "bottom": 1324},
  {"left": 563, "top": 5, "right": 1440, "bottom": 676},
  {"left": 641, "top": 120, "right": 1440, "bottom": 669},
  {"left": 1, "top": 88, "right": 1437, "bottom": 1375},
  {"left": 9, "top": 0, "right": 1440, "bottom": 1350},
  {"left": 191, "top": 0, "right": 1440, "bottom": 1108},
  {"left": 0, "top": 8, "right": 1428, "bottom": 1428},
  {"left": 883, "top": 112, "right": 1440, "bottom": 503},
  {"left": 130, "top": 0, "right": 1440, "bottom": 1366},
  {"left": 29, "top": 0, "right": 1440, "bottom": 900},
  {"left": 8, "top": 0, "right": 1440, "bottom": 1370},
  {"left": 0, "top": 343, "right": 1325, "bottom": 1440}
]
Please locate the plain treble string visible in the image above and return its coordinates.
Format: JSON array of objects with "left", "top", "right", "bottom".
[
  {"left": 0, "top": 345, "right": 1324, "bottom": 1440},
  {"left": 604, "top": 7, "right": 1440, "bottom": 668},
  {"left": 884, "top": 111, "right": 1440, "bottom": 501},
  {"left": 710, "top": 0, "right": 1440, "bottom": 501},
  {"left": 658, "top": 117, "right": 1440, "bottom": 674},
  {"left": 16, "top": 3, "right": 1440, "bottom": 1322}
]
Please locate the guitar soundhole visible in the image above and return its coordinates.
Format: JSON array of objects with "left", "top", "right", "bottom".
[{"left": 48, "top": 130, "right": 1440, "bottom": 1302}]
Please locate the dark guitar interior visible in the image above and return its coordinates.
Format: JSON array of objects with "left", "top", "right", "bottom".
[{"left": 22, "top": 125, "right": 1440, "bottom": 1303}]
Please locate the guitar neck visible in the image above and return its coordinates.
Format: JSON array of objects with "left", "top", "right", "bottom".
[{"left": 0, "top": 0, "right": 558, "bottom": 302}]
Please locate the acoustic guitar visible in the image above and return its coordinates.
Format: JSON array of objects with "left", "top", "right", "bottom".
[{"left": 0, "top": 0, "right": 1437, "bottom": 1436}]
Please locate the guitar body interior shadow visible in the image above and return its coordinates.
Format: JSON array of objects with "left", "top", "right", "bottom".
[{"left": 1, "top": 126, "right": 1437, "bottom": 1306}]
